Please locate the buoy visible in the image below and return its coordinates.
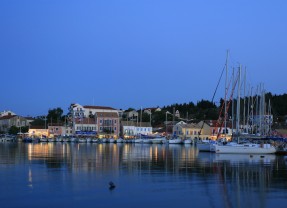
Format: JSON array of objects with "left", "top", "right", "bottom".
[{"left": 109, "top": 181, "right": 116, "bottom": 189}]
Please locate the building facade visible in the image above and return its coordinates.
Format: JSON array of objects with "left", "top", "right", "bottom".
[
  {"left": 173, "top": 121, "right": 202, "bottom": 140},
  {"left": 121, "top": 121, "right": 152, "bottom": 138},
  {"left": 0, "top": 115, "right": 32, "bottom": 133},
  {"left": 68, "top": 103, "right": 120, "bottom": 137}
]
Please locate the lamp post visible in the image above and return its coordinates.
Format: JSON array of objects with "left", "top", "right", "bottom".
[{"left": 166, "top": 111, "right": 171, "bottom": 137}]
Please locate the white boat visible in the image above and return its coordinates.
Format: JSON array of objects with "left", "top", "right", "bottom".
[
  {"left": 197, "top": 140, "right": 216, "bottom": 152},
  {"left": 134, "top": 138, "right": 143, "bottom": 143},
  {"left": 40, "top": 137, "right": 48, "bottom": 142},
  {"left": 168, "top": 138, "right": 182, "bottom": 144},
  {"left": 183, "top": 139, "right": 192, "bottom": 144},
  {"left": 55, "top": 137, "right": 63, "bottom": 142},
  {"left": 214, "top": 142, "right": 276, "bottom": 154},
  {"left": 116, "top": 138, "right": 124, "bottom": 143},
  {"left": 48, "top": 138, "right": 55, "bottom": 142},
  {"left": 142, "top": 139, "right": 152, "bottom": 144},
  {"left": 91, "top": 138, "right": 98, "bottom": 143},
  {"left": 86, "top": 137, "right": 92, "bottom": 143},
  {"left": 108, "top": 138, "right": 115, "bottom": 143},
  {"left": 78, "top": 138, "right": 86, "bottom": 143},
  {"left": 101, "top": 138, "right": 107, "bottom": 143},
  {"left": 0, "top": 135, "right": 16, "bottom": 142},
  {"left": 151, "top": 137, "right": 165, "bottom": 144},
  {"left": 70, "top": 137, "right": 78, "bottom": 142},
  {"left": 63, "top": 137, "right": 70, "bottom": 142}
]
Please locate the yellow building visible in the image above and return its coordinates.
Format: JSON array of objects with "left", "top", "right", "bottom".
[
  {"left": 173, "top": 121, "right": 202, "bottom": 140},
  {"left": 28, "top": 128, "right": 49, "bottom": 138}
]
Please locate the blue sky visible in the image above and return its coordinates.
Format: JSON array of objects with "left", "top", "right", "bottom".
[{"left": 0, "top": 0, "right": 286, "bottom": 116}]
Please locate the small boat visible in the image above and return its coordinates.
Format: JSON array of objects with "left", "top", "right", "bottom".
[
  {"left": 91, "top": 138, "right": 98, "bottom": 143},
  {"left": 63, "top": 137, "right": 70, "bottom": 142},
  {"left": 40, "top": 137, "right": 48, "bottom": 142},
  {"left": 78, "top": 138, "right": 86, "bottom": 143},
  {"left": 183, "top": 139, "right": 192, "bottom": 144},
  {"left": 55, "top": 137, "right": 63, "bottom": 142},
  {"left": 151, "top": 137, "right": 166, "bottom": 144},
  {"left": 197, "top": 140, "right": 216, "bottom": 152},
  {"left": 108, "top": 138, "right": 115, "bottom": 143},
  {"left": 23, "top": 137, "right": 33, "bottom": 143},
  {"left": 86, "top": 137, "right": 92, "bottom": 143},
  {"left": 70, "top": 137, "right": 78, "bottom": 142},
  {"left": 168, "top": 137, "right": 182, "bottom": 144},
  {"left": 48, "top": 138, "right": 55, "bottom": 142},
  {"left": 116, "top": 138, "right": 124, "bottom": 143}
]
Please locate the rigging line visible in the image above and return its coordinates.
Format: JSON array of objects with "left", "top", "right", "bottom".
[
  {"left": 199, "top": 64, "right": 226, "bottom": 134},
  {"left": 211, "top": 65, "right": 226, "bottom": 103}
]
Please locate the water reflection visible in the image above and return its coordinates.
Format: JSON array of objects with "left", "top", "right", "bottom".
[{"left": 0, "top": 142, "right": 287, "bottom": 208}]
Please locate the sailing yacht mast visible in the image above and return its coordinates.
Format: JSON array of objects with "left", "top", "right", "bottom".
[
  {"left": 243, "top": 67, "right": 246, "bottom": 133},
  {"left": 236, "top": 65, "right": 241, "bottom": 139},
  {"left": 224, "top": 50, "right": 229, "bottom": 138}
]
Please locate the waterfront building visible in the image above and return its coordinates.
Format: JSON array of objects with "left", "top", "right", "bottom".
[
  {"left": 121, "top": 121, "right": 152, "bottom": 138},
  {"left": 95, "top": 112, "right": 119, "bottom": 138},
  {"left": 0, "top": 115, "right": 32, "bottom": 133},
  {"left": 68, "top": 103, "right": 120, "bottom": 137},
  {"left": 48, "top": 124, "right": 73, "bottom": 137},
  {"left": 197, "top": 120, "right": 233, "bottom": 140},
  {"left": 28, "top": 126, "right": 49, "bottom": 138},
  {"left": 173, "top": 121, "right": 202, "bottom": 140}
]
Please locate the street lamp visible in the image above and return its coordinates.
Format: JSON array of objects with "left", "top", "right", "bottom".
[{"left": 166, "top": 111, "right": 171, "bottom": 137}]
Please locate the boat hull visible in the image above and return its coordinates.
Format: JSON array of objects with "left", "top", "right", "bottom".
[{"left": 214, "top": 144, "right": 276, "bottom": 154}]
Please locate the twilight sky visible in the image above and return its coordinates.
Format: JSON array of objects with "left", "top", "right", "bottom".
[{"left": 0, "top": 0, "right": 286, "bottom": 116}]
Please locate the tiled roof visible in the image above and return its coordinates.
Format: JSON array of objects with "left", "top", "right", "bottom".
[
  {"left": 0, "top": 115, "right": 17, "bottom": 120},
  {"left": 84, "top": 105, "right": 116, "bottom": 110},
  {"left": 178, "top": 123, "right": 201, "bottom": 129},
  {"left": 95, "top": 112, "right": 118, "bottom": 118}
]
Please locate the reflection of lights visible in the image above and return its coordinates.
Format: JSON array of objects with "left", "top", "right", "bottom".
[
  {"left": 28, "top": 168, "right": 33, "bottom": 188},
  {"left": 62, "top": 144, "right": 66, "bottom": 156},
  {"left": 154, "top": 145, "right": 158, "bottom": 161},
  {"left": 28, "top": 144, "right": 32, "bottom": 161},
  {"left": 98, "top": 144, "right": 103, "bottom": 154},
  {"left": 149, "top": 146, "right": 152, "bottom": 159}
]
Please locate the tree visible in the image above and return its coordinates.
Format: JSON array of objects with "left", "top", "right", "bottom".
[
  {"left": 8, "top": 126, "right": 19, "bottom": 135},
  {"left": 47, "top": 107, "right": 64, "bottom": 124}
]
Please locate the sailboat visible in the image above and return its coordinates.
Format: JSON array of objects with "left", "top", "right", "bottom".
[{"left": 214, "top": 65, "right": 276, "bottom": 154}]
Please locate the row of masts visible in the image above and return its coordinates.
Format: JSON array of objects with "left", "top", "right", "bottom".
[{"left": 221, "top": 51, "right": 272, "bottom": 139}]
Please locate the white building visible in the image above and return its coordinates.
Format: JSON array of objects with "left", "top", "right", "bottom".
[
  {"left": 0, "top": 110, "right": 16, "bottom": 118},
  {"left": 121, "top": 121, "right": 152, "bottom": 138}
]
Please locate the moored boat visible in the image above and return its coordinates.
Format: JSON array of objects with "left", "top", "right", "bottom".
[
  {"left": 168, "top": 137, "right": 182, "bottom": 144},
  {"left": 214, "top": 142, "right": 276, "bottom": 154}
]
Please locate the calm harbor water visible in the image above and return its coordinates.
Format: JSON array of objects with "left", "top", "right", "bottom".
[{"left": 0, "top": 142, "right": 287, "bottom": 208}]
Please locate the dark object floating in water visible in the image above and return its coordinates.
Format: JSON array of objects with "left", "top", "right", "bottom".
[{"left": 109, "top": 181, "right": 116, "bottom": 189}]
